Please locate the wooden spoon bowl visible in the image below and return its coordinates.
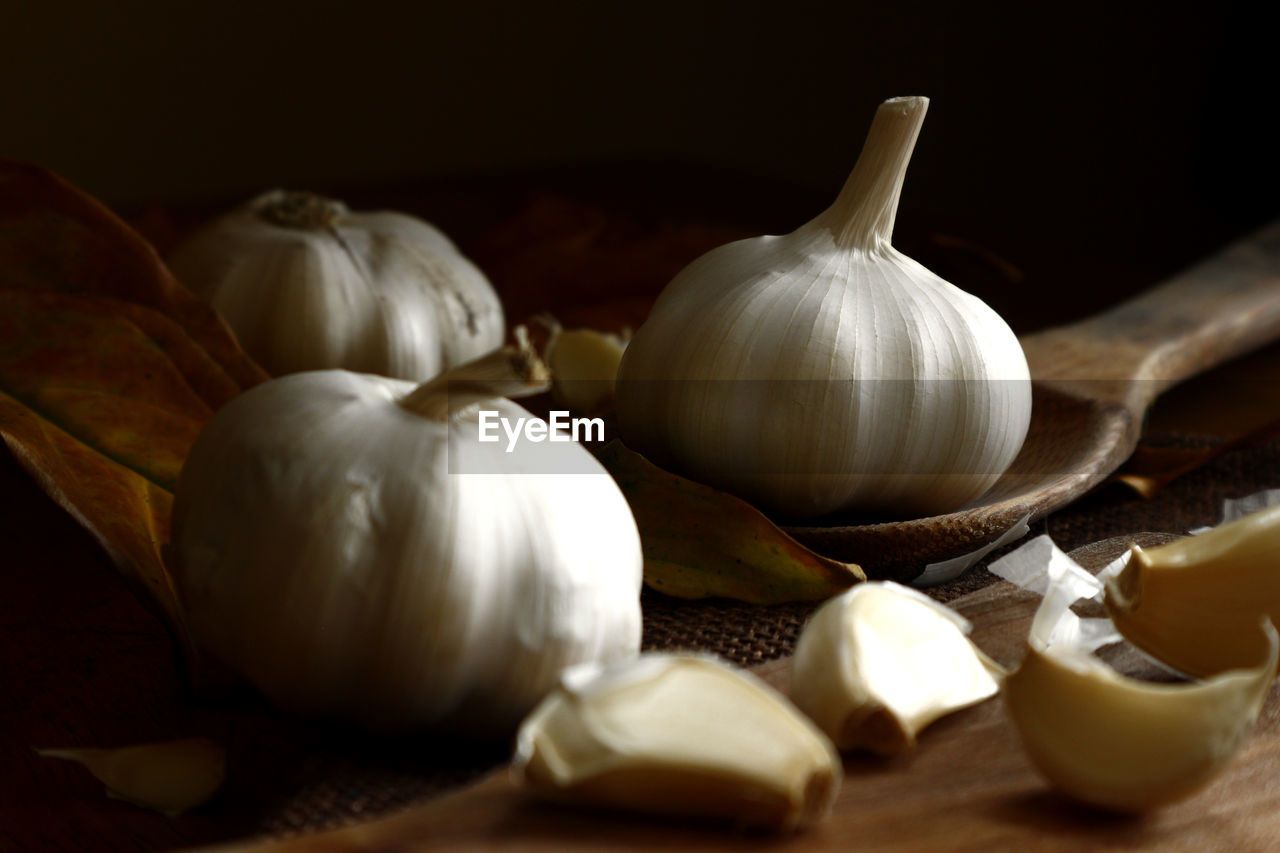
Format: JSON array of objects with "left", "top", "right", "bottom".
[{"left": 786, "top": 221, "right": 1280, "bottom": 581}]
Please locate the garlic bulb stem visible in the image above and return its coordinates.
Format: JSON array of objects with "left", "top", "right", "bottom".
[
  {"left": 253, "top": 191, "right": 345, "bottom": 230},
  {"left": 818, "top": 96, "right": 928, "bottom": 251},
  {"left": 399, "top": 327, "right": 551, "bottom": 421}
]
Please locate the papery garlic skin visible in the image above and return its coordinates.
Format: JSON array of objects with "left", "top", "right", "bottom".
[
  {"left": 35, "top": 738, "right": 225, "bottom": 816},
  {"left": 1106, "top": 503, "right": 1280, "bottom": 678},
  {"left": 790, "top": 582, "right": 1002, "bottom": 754},
  {"left": 171, "top": 351, "right": 642, "bottom": 736},
  {"left": 169, "top": 191, "right": 504, "bottom": 380},
  {"left": 615, "top": 97, "right": 1031, "bottom": 518},
  {"left": 514, "top": 654, "right": 841, "bottom": 831}
]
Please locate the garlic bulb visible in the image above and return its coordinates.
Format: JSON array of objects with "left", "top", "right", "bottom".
[
  {"left": 168, "top": 190, "right": 504, "bottom": 380},
  {"left": 615, "top": 97, "right": 1031, "bottom": 518},
  {"left": 790, "top": 582, "right": 1002, "bottom": 754},
  {"left": 171, "top": 336, "right": 643, "bottom": 736},
  {"left": 514, "top": 654, "right": 841, "bottom": 831}
]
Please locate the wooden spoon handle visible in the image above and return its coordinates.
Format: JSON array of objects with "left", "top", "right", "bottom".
[{"left": 1022, "top": 220, "right": 1280, "bottom": 409}]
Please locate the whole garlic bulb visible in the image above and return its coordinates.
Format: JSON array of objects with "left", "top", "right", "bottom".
[
  {"left": 615, "top": 97, "right": 1031, "bottom": 518},
  {"left": 171, "top": 338, "right": 643, "bottom": 736},
  {"left": 168, "top": 190, "right": 505, "bottom": 380}
]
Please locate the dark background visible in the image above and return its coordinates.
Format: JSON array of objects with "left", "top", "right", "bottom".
[{"left": 2, "top": 1, "right": 1275, "bottom": 329}]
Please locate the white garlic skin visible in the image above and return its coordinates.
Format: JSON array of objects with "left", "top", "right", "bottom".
[
  {"left": 169, "top": 191, "right": 505, "bottom": 381},
  {"left": 35, "top": 738, "right": 226, "bottom": 817},
  {"left": 615, "top": 97, "right": 1031, "bottom": 519},
  {"left": 171, "top": 371, "right": 642, "bottom": 736}
]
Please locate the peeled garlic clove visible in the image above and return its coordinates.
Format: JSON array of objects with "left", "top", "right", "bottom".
[
  {"left": 169, "top": 190, "right": 505, "bottom": 380},
  {"left": 545, "top": 322, "right": 629, "bottom": 414},
  {"left": 1004, "top": 624, "right": 1276, "bottom": 813},
  {"left": 35, "top": 737, "right": 226, "bottom": 816},
  {"left": 790, "top": 582, "right": 1002, "bottom": 754},
  {"left": 514, "top": 654, "right": 841, "bottom": 831},
  {"left": 615, "top": 96, "right": 1031, "bottom": 519},
  {"left": 1106, "top": 503, "right": 1280, "bottom": 678},
  {"left": 1006, "top": 558, "right": 1278, "bottom": 814}
]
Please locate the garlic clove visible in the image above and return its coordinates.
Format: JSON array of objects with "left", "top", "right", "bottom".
[
  {"left": 790, "top": 582, "right": 1003, "bottom": 754},
  {"left": 543, "top": 320, "right": 629, "bottom": 415},
  {"left": 514, "top": 654, "right": 841, "bottom": 831},
  {"left": 1004, "top": 627, "right": 1276, "bottom": 813},
  {"left": 1006, "top": 559, "right": 1278, "bottom": 814},
  {"left": 35, "top": 737, "right": 226, "bottom": 816},
  {"left": 1105, "top": 503, "right": 1280, "bottom": 678}
]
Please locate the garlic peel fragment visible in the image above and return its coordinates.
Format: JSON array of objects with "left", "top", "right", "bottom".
[
  {"left": 514, "top": 654, "right": 841, "bottom": 831},
  {"left": 1006, "top": 554, "right": 1278, "bottom": 813},
  {"left": 35, "top": 737, "right": 225, "bottom": 816},
  {"left": 1106, "top": 503, "right": 1280, "bottom": 678},
  {"left": 790, "top": 582, "right": 1003, "bottom": 754}
]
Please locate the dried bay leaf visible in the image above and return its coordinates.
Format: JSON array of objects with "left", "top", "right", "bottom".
[
  {"left": 0, "top": 292, "right": 217, "bottom": 489},
  {"left": 0, "top": 161, "right": 263, "bottom": 392},
  {"left": 0, "top": 160, "right": 268, "bottom": 675},
  {"left": 598, "top": 441, "right": 864, "bottom": 604},
  {"left": 0, "top": 387, "right": 182, "bottom": 650}
]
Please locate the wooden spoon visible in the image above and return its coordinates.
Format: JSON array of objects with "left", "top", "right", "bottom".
[{"left": 786, "top": 220, "right": 1280, "bottom": 581}]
